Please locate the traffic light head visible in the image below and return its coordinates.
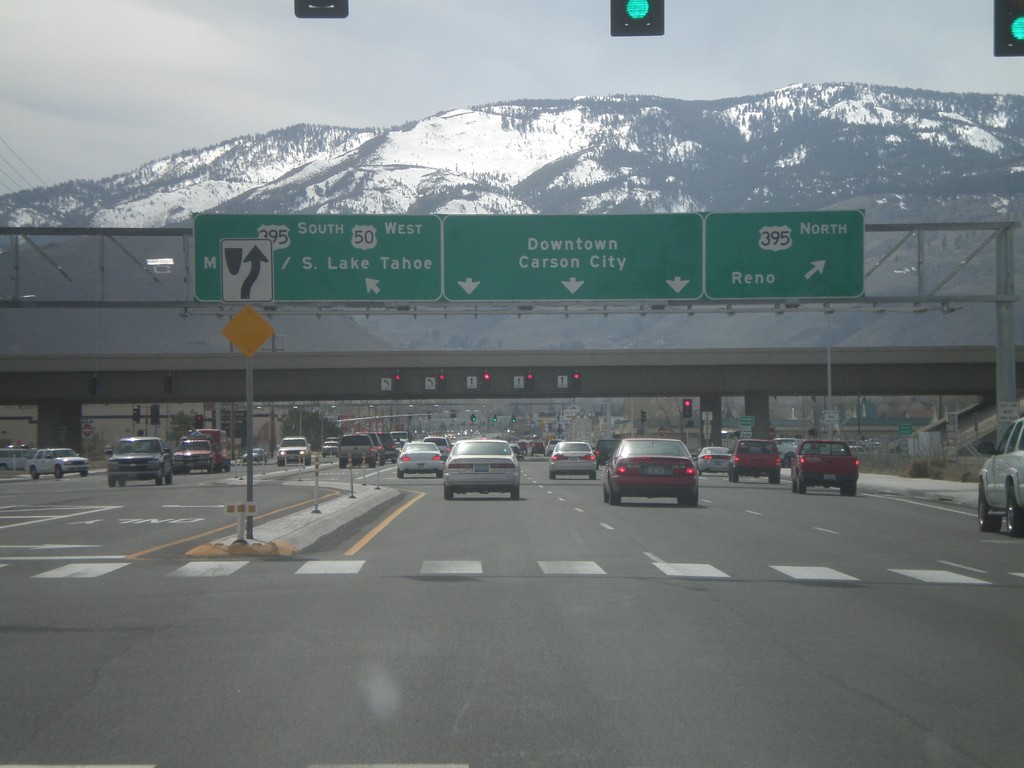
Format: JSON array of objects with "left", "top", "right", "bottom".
[
  {"left": 526, "top": 371, "right": 535, "bottom": 389},
  {"left": 393, "top": 369, "right": 402, "bottom": 389},
  {"left": 438, "top": 371, "right": 447, "bottom": 390},
  {"left": 571, "top": 370, "right": 581, "bottom": 389},
  {"left": 611, "top": 0, "right": 664, "bottom": 36},
  {"left": 294, "top": 0, "right": 349, "bottom": 18},
  {"left": 683, "top": 399, "right": 693, "bottom": 418},
  {"left": 482, "top": 370, "right": 491, "bottom": 388},
  {"left": 995, "top": 0, "right": 1024, "bottom": 56}
]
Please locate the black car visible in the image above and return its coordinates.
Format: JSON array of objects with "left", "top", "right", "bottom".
[
  {"left": 594, "top": 438, "right": 622, "bottom": 467},
  {"left": 375, "top": 432, "right": 399, "bottom": 463}
]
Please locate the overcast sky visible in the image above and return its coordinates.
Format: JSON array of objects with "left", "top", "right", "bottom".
[{"left": 1, "top": 0, "right": 1021, "bottom": 188}]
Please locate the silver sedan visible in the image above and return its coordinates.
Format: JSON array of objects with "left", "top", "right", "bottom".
[
  {"left": 696, "top": 446, "right": 732, "bottom": 475},
  {"left": 443, "top": 439, "right": 521, "bottom": 500},
  {"left": 397, "top": 441, "right": 445, "bottom": 478},
  {"left": 548, "top": 441, "right": 597, "bottom": 480}
]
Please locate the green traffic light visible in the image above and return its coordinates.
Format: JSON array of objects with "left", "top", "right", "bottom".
[
  {"left": 1013, "top": 15, "right": 1024, "bottom": 41},
  {"left": 626, "top": 0, "right": 650, "bottom": 20}
]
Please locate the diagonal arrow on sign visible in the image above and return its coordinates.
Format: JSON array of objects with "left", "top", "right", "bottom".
[
  {"left": 804, "top": 260, "right": 826, "bottom": 279},
  {"left": 366, "top": 278, "right": 381, "bottom": 295},
  {"left": 561, "top": 277, "right": 584, "bottom": 294}
]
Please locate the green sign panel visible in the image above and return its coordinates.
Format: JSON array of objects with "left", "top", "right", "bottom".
[
  {"left": 705, "top": 211, "right": 864, "bottom": 300},
  {"left": 193, "top": 214, "right": 442, "bottom": 302},
  {"left": 443, "top": 214, "right": 703, "bottom": 301}
]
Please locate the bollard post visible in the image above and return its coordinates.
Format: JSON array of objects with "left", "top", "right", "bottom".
[{"left": 312, "top": 455, "right": 321, "bottom": 513}]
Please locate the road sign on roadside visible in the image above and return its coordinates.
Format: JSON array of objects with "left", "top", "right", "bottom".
[
  {"left": 705, "top": 210, "right": 864, "bottom": 300},
  {"left": 194, "top": 214, "right": 442, "bottom": 302},
  {"left": 443, "top": 214, "right": 703, "bottom": 301}
]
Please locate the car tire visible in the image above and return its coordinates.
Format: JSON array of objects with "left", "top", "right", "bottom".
[
  {"left": 444, "top": 486, "right": 454, "bottom": 501},
  {"left": 840, "top": 482, "right": 856, "bottom": 497},
  {"left": 609, "top": 486, "right": 621, "bottom": 506},
  {"left": 30, "top": 466, "right": 39, "bottom": 480},
  {"left": 978, "top": 482, "right": 1001, "bottom": 532},
  {"left": 436, "top": 470, "right": 443, "bottom": 478},
  {"left": 107, "top": 475, "right": 116, "bottom": 487},
  {"left": 1006, "top": 482, "right": 1024, "bottom": 538},
  {"left": 397, "top": 469, "right": 404, "bottom": 479},
  {"left": 678, "top": 490, "right": 698, "bottom": 507},
  {"left": 791, "top": 475, "right": 799, "bottom": 493},
  {"left": 80, "top": 470, "right": 88, "bottom": 477},
  {"left": 728, "top": 468, "right": 737, "bottom": 483},
  {"left": 549, "top": 471, "right": 556, "bottom": 480},
  {"left": 54, "top": 465, "right": 63, "bottom": 479},
  {"left": 155, "top": 473, "right": 163, "bottom": 485},
  {"left": 769, "top": 470, "right": 780, "bottom": 485},
  {"left": 797, "top": 476, "right": 807, "bottom": 494},
  {"left": 166, "top": 471, "right": 173, "bottom": 485},
  {"left": 589, "top": 472, "right": 596, "bottom": 480},
  {"left": 511, "top": 486, "right": 520, "bottom": 501}
]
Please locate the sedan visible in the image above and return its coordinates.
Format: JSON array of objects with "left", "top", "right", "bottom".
[
  {"left": 397, "top": 441, "right": 445, "bottom": 478},
  {"left": 443, "top": 439, "right": 521, "bottom": 500},
  {"left": 603, "top": 438, "right": 699, "bottom": 507},
  {"left": 696, "top": 446, "right": 732, "bottom": 475},
  {"left": 548, "top": 441, "right": 597, "bottom": 480}
]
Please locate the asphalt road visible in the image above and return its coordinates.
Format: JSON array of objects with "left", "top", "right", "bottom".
[{"left": 2, "top": 459, "right": 1022, "bottom": 768}]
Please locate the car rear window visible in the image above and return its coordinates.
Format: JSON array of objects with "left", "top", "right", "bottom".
[
  {"left": 452, "top": 441, "right": 512, "bottom": 457},
  {"left": 620, "top": 440, "right": 688, "bottom": 458}
]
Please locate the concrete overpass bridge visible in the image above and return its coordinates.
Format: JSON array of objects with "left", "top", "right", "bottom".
[{"left": 4, "top": 346, "right": 1022, "bottom": 451}]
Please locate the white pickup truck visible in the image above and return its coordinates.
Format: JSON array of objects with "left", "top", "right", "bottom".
[{"left": 977, "top": 416, "right": 1024, "bottom": 536}]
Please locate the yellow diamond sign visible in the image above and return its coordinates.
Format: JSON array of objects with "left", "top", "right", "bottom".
[{"left": 221, "top": 305, "right": 275, "bottom": 357}]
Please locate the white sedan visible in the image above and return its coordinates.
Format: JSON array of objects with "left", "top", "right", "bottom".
[
  {"left": 443, "top": 439, "right": 521, "bottom": 500},
  {"left": 397, "top": 441, "right": 445, "bottom": 478},
  {"left": 28, "top": 448, "right": 90, "bottom": 479},
  {"left": 548, "top": 441, "right": 597, "bottom": 480}
]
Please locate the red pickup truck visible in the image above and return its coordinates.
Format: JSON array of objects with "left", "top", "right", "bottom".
[{"left": 791, "top": 440, "right": 860, "bottom": 496}]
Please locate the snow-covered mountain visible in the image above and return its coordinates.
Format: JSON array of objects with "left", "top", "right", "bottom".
[{"left": 2, "top": 83, "right": 1022, "bottom": 353}]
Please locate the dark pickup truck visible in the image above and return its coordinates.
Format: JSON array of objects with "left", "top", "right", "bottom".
[{"left": 790, "top": 439, "right": 860, "bottom": 496}]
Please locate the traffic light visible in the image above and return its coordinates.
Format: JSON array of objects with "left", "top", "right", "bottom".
[
  {"left": 438, "top": 371, "right": 447, "bottom": 390},
  {"left": 995, "top": 0, "right": 1024, "bottom": 56},
  {"left": 525, "top": 371, "right": 535, "bottom": 390},
  {"left": 88, "top": 374, "right": 98, "bottom": 395},
  {"left": 682, "top": 399, "right": 693, "bottom": 418},
  {"left": 482, "top": 370, "right": 491, "bottom": 389},
  {"left": 471, "top": 413, "right": 477, "bottom": 423},
  {"left": 641, "top": 410, "right": 648, "bottom": 423},
  {"left": 511, "top": 415, "right": 517, "bottom": 423},
  {"left": 132, "top": 405, "right": 141, "bottom": 424},
  {"left": 571, "top": 370, "right": 581, "bottom": 390},
  {"left": 610, "top": 0, "right": 664, "bottom": 36},
  {"left": 195, "top": 414, "right": 204, "bottom": 429},
  {"left": 150, "top": 404, "right": 160, "bottom": 425},
  {"left": 393, "top": 369, "right": 402, "bottom": 390},
  {"left": 294, "top": 0, "right": 348, "bottom": 18},
  {"left": 491, "top": 414, "right": 498, "bottom": 423}
]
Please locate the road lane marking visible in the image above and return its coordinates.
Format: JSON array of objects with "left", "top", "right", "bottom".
[
  {"left": 170, "top": 561, "right": 248, "bottom": 577},
  {"left": 537, "top": 560, "right": 605, "bottom": 575},
  {"left": 344, "top": 492, "right": 424, "bottom": 556},
  {"left": 296, "top": 560, "right": 365, "bottom": 574},
  {"left": 772, "top": 565, "right": 859, "bottom": 581},
  {"left": 890, "top": 569, "right": 990, "bottom": 585},
  {"left": 938, "top": 559, "right": 987, "bottom": 573},
  {"left": 421, "top": 560, "right": 483, "bottom": 575},
  {"left": 33, "top": 563, "right": 130, "bottom": 578},
  {"left": 814, "top": 527, "right": 840, "bottom": 535},
  {"left": 600, "top": 523, "right": 615, "bottom": 530},
  {"left": 655, "top": 563, "right": 731, "bottom": 579}
]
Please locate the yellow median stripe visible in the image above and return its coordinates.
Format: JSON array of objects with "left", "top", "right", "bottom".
[{"left": 345, "top": 491, "right": 424, "bottom": 556}]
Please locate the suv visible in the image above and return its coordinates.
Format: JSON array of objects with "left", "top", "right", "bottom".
[
  {"left": 729, "top": 439, "right": 781, "bottom": 484},
  {"left": 375, "top": 432, "right": 399, "bottom": 463},
  {"left": 276, "top": 436, "right": 312, "bottom": 466},
  {"left": 107, "top": 437, "right": 173, "bottom": 487},
  {"left": 978, "top": 417, "right": 1024, "bottom": 536},
  {"left": 29, "top": 448, "right": 90, "bottom": 479},
  {"left": 594, "top": 438, "right": 622, "bottom": 467},
  {"left": 321, "top": 438, "right": 339, "bottom": 457},
  {"left": 423, "top": 435, "right": 452, "bottom": 458},
  {"left": 338, "top": 433, "right": 379, "bottom": 468}
]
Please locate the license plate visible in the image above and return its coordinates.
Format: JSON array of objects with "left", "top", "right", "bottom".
[
  {"left": 642, "top": 465, "right": 668, "bottom": 475},
  {"left": 825, "top": 474, "right": 836, "bottom": 480},
  {"left": 415, "top": 463, "right": 425, "bottom": 469},
  {"left": 474, "top": 464, "right": 489, "bottom": 473}
]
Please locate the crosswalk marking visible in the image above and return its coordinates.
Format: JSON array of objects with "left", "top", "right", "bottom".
[
  {"left": 420, "top": 560, "right": 482, "bottom": 575},
  {"left": 771, "top": 565, "right": 859, "bottom": 582},
  {"left": 537, "top": 560, "right": 605, "bottom": 575},
  {"left": 654, "top": 563, "right": 730, "bottom": 579},
  {"left": 33, "top": 563, "right": 130, "bottom": 579},
  {"left": 8, "top": 560, "right": 1024, "bottom": 585},
  {"left": 297, "top": 560, "right": 365, "bottom": 574},
  {"left": 169, "top": 561, "right": 248, "bottom": 577},
  {"left": 890, "top": 569, "right": 991, "bottom": 585}
]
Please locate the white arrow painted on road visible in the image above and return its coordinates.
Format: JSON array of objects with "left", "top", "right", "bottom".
[
  {"left": 365, "top": 278, "right": 381, "bottom": 295},
  {"left": 561, "top": 277, "right": 585, "bottom": 294},
  {"left": 805, "top": 260, "right": 826, "bottom": 279},
  {"left": 458, "top": 277, "right": 480, "bottom": 295},
  {"left": 666, "top": 276, "right": 690, "bottom": 293}
]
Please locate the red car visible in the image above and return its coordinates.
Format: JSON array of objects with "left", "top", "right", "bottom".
[{"left": 602, "top": 438, "right": 699, "bottom": 507}]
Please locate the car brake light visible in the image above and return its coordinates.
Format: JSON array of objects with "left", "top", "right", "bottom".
[
  {"left": 552, "top": 454, "right": 562, "bottom": 461},
  {"left": 585, "top": 454, "right": 595, "bottom": 461},
  {"left": 400, "top": 455, "right": 410, "bottom": 462}
]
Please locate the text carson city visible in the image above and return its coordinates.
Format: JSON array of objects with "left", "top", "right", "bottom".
[{"left": 519, "top": 236, "right": 626, "bottom": 271}]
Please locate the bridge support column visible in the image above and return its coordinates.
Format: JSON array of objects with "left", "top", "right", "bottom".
[
  {"left": 37, "top": 400, "right": 83, "bottom": 453},
  {"left": 743, "top": 390, "right": 771, "bottom": 440},
  {"left": 698, "top": 394, "right": 722, "bottom": 447}
]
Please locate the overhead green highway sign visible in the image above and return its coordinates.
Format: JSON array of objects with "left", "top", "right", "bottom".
[
  {"left": 704, "top": 210, "right": 864, "bottom": 300},
  {"left": 443, "top": 214, "right": 703, "bottom": 301},
  {"left": 193, "top": 214, "right": 442, "bottom": 302}
]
